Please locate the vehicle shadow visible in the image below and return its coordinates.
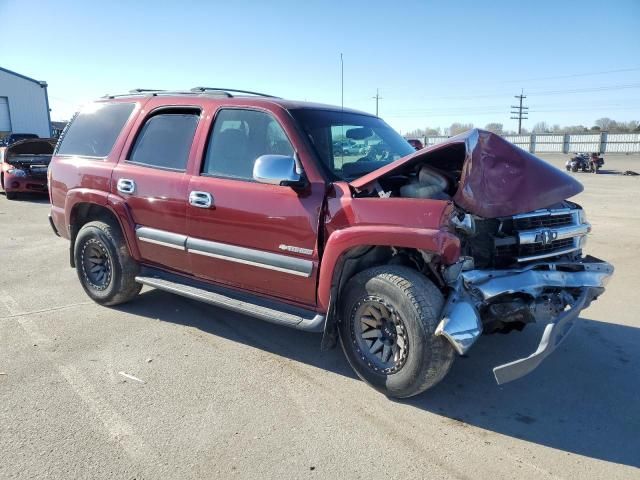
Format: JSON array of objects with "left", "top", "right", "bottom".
[
  {"left": 115, "top": 289, "right": 356, "bottom": 379},
  {"left": 405, "top": 318, "right": 640, "bottom": 468},
  {"left": 0, "top": 191, "right": 50, "bottom": 203},
  {"left": 117, "top": 289, "right": 639, "bottom": 468}
]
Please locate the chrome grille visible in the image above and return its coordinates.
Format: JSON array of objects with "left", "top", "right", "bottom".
[
  {"left": 497, "top": 208, "right": 590, "bottom": 264},
  {"left": 513, "top": 213, "right": 573, "bottom": 230}
]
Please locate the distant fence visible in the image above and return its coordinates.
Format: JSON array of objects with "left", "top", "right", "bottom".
[{"left": 423, "top": 132, "right": 640, "bottom": 154}]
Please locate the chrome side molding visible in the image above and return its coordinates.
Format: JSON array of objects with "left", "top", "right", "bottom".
[{"left": 135, "top": 226, "right": 314, "bottom": 277}]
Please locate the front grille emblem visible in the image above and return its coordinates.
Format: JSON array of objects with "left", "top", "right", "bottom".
[{"left": 537, "top": 229, "right": 559, "bottom": 245}]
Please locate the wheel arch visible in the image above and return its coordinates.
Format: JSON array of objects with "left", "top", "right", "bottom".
[
  {"left": 317, "top": 226, "right": 461, "bottom": 349},
  {"left": 66, "top": 192, "right": 140, "bottom": 267}
]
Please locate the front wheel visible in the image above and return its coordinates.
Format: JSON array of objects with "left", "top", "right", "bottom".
[
  {"left": 339, "top": 266, "right": 455, "bottom": 398},
  {"left": 74, "top": 220, "right": 141, "bottom": 306}
]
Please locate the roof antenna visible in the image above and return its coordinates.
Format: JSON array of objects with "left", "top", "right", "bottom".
[
  {"left": 340, "top": 53, "right": 344, "bottom": 111},
  {"left": 339, "top": 53, "right": 345, "bottom": 169}
]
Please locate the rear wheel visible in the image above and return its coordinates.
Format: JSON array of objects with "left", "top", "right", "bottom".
[
  {"left": 74, "top": 220, "right": 141, "bottom": 306},
  {"left": 339, "top": 266, "right": 455, "bottom": 398}
]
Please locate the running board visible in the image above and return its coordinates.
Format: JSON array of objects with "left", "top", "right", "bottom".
[{"left": 135, "top": 269, "right": 325, "bottom": 332}]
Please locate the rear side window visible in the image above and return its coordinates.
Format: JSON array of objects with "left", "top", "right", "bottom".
[
  {"left": 128, "top": 111, "right": 199, "bottom": 171},
  {"left": 202, "top": 109, "right": 294, "bottom": 180},
  {"left": 56, "top": 102, "right": 134, "bottom": 157}
]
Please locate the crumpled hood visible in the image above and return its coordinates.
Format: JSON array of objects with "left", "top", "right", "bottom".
[{"left": 350, "top": 129, "right": 583, "bottom": 218}]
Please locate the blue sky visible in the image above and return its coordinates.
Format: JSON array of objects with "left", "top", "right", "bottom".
[{"left": 1, "top": 0, "right": 639, "bottom": 133}]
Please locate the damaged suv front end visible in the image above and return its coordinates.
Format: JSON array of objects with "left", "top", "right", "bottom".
[
  {"left": 352, "top": 129, "right": 613, "bottom": 384},
  {"left": 440, "top": 206, "right": 612, "bottom": 384}
]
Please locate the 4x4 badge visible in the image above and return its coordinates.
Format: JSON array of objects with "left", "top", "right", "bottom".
[{"left": 279, "top": 244, "right": 313, "bottom": 255}]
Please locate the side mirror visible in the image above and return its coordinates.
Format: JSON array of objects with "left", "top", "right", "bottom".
[{"left": 253, "top": 155, "right": 306, "bottom": 188}]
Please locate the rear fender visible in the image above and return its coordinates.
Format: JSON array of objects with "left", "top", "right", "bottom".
[{"left": 65, "top": 189, "right": 141, "bottom": 263}]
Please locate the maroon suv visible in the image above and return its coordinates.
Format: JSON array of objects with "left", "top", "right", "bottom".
[{"left": 48, "top": 88, "right": 612, "bottom": 397}]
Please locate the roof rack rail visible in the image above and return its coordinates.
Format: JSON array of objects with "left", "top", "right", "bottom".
[
  {"left": 129, "top": 88, "right": 166, "bottom": 93},
  {"left": 102, "top": 87, "right": 280, "bottom": 100},
  {"left": 190, "top": 87, "right": 279, "bottom": 98}
]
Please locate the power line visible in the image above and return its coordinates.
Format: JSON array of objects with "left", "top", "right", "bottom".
[
  {"left": 413, "top": 82, "right": 640, "bottom": 101},
  {"left": 384, "top": 104, "right": 640, "bottom": 118},
  {"left": 503, "top": 66, "right": 640, "bottom": 83},
  {"left": 510, "top": 90, "right": 528, "bottom": 134}
]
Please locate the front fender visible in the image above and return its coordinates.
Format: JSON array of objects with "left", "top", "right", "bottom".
[{"left": 316, "top": 226, "right": 461, "bottom": 310}]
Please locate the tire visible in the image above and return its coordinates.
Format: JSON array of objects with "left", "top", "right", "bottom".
[
  {"left": 74, "top": 220, "right": 141, "bottom": 306},
  {"left": 5, "top": 191, "right": 17, "bottom": 200},
  {"left": 338, "top": 265, "right": 455, "bottom": 398}
]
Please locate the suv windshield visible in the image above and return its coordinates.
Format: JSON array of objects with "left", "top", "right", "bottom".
[{"left": 291, "top": 109, "right": 414, "bottom": 181}]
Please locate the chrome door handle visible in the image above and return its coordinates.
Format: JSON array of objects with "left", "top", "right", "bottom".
[
  {"left": 117, "top": 178, "right": 136, "bottom": 194},
  {"left": 189, "top": 191, "right": 213, "bottom": 208}
]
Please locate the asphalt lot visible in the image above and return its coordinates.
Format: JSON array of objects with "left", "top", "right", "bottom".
[{"left": 1, "top": 154, "right": 638, "bottom": 479}]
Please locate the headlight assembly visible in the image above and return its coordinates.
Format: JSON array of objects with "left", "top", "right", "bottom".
[{"left": 7, "top": 168, "right": 27, "bottom": 177}]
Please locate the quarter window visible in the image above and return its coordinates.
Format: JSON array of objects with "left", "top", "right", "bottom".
[
  {"left": 202, "top": 109, "right": 294, "bottom": 180},
  {"left": 129, "top": 110, "right": 199, "bottom": 171},
  {"left": 56, "top": 102, "right": 135, "bottom": 157}
]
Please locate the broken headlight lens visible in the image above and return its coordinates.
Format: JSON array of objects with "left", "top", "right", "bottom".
[
  {"left": 578, "top": 208, "right": 587, "bottom": 225},
  {"left": 7, "top": 168, "right": 27, "bottom": 177}
]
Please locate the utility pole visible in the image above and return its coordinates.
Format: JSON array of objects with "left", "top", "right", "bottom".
[
  {"left": 510, "top": 89, "right": 528, "bottom": 134},
  {"left": 372, "top": 88, "right": 382, "bottom": 116}
]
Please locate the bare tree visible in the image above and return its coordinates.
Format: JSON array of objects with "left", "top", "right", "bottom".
[
  {"left": 405, "top": 127, "right": 442, "bottom": 138},
  {"left": 532, "top": 122, "right": 550, "bottom": 133},
  {"left": 595, "top": 117, "right": 614, "bottom": 130},
  {"left": 448, "top": 123, "right": 473, "bottom": 136},
  {"left": 484, "top": 123, "right": 503, "bottom": 134}
]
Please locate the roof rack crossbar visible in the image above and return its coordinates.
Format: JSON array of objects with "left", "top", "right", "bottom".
[{"left": 190, "top": 87, "right": 279, "bottom": 98}]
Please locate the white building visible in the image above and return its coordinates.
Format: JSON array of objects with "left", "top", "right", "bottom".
[{"left": 0, "top": 66, "right": 51, "bottom": 138}]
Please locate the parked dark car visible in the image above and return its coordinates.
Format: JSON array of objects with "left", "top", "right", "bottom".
[
  {"left": 47, "top": 88, "right": 612, "bottom": 397},
  {"left": 407, "top": 138, "right": 424, "bottom": 150}
]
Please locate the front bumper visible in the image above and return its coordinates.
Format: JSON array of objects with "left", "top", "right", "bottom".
[
  {"left": 3, "top": 173, "right": 48, "bottom": 193},
  {"left": 436, "top": 256, "right": 613, "bottom": 384}
]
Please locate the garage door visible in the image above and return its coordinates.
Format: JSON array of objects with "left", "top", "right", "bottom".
[{"left": 0, "top": 97, "right": 11, "bottom": 131}]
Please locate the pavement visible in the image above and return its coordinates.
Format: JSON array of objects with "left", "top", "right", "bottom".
[{"left": 0, "top": 154, "right": 638, "bottom": 479}]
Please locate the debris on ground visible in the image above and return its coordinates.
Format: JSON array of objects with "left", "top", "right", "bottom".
[
  {"left": 623, "top": 170, "right": 639, "bottom": 176},
  {"left": 146, "top": 358, "right": 153, "bottom": 363},
  {"left": 118, "top": 371, "right": 145, "bottom": 383}
]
